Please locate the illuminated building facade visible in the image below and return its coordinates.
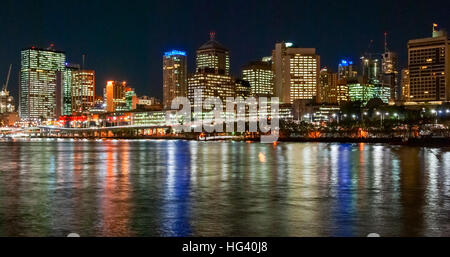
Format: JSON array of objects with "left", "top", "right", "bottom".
[
  {"left": 337, "top": 81, "right": 349, "bottom": 104},
  {"left": 348, "top": 82, "right": 375, "bottom": 104},
  {"left": 235, "top": 79, "right": 251, "bottom": 98},
  {"left": 0, "top": 90, "right": 14, "bottom": 113},
  {"left": 187, "top": 73, "right": 236, "bottom": 108},
  {"left": 348, "top": 82, "right": 390, "bottom": 104},
  {"left": 338, "top": 59, "right": 357, "bottom": 80},
  {"left": 196, "top": 32, "right": 230, "bottom": 75},
  {"left": 71, "top": 70, "right": 95, "bottom": 114},
  {"left": 188, "top": 33, "right": 235, "bottom": 108},
  {"left": 106, "top": 81, "right": 129, "bottom": 112},
  {"left": 382, "top": 51, "right": 399, "bottom": 101},
  {"left": 242, "top": 61, "right": 274, "bottom": 97},
  {"left": 63, "top": 63, "right": 80, "bottom": 115},
  {"left": 272, "top": 42, "right": 320, "bottom": 103},
  {"left": 20, "top": 47, "right": 66, "bottom": 120},
  {"left": 401, "top": 69, "right": 410, "bottom": 101},
  {"left": 408, "top": 26, "right": 450, "bottom": 102},
  {"left": 361, "top": 54, "right": 382, "bottom": 84},
  {"left": 125, "top": 90, "right": 138, "bottom": 110},
  {"left": 163, "top": 50, "right": 187, "bottom": 109},
  {"left": 317, "top": 68, "right": 338, "bottom": 104}
]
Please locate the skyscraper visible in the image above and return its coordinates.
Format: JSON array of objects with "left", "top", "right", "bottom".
[
  {"left": 272, "top": 42, "right": 320, "bottom": 104},
  {"left": 401, "top": 69, "right": 410, "bottom": 101},
  {"left": 317, "top": 68, "right": 338, "bottom": 104},
  {"left": 196, "top": 32, "right": 230, "bottom": 75},
  {"left": 106, "top": 81, "right": 129, "bottom": 112},
  {"left": 163, "top": 50, "right": 187, "bottom": 109},
  {"left": 382, "top": 33, "right": 399, "bottom": 101},
  {"left": 408, "top": 25, "right": 450, "bottom": 102},
  {"left": 337, "top": 59, "right": 357, "bottom": 80},
  {"left": 242, "top": 60, "right": 274, "bottom": 97},
  {"left": 361, "top": 54, "right": 382, "bottom": 85},
  {"left": 20, "top": 46, "right": 66, "bottom": 120},
  {"left": 71, "top": 70, "right": 95, "bottom": 114},
  {"left": 63, "top": 63, "right": 80, "bottom": 115},
  {"left": 381, "top": 51, "right": 399, "bottom": 101},
  {"left": 188, "top": 33, "right": 235, "bottom": 108}
]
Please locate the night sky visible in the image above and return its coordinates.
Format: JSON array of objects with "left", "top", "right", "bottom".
[{"left": 1, "top": 0, "right": 449, "bottom": 102}]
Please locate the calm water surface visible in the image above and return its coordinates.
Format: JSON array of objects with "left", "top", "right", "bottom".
[{"left": 0, "top": 139, "right": 449, "bottom": 236}]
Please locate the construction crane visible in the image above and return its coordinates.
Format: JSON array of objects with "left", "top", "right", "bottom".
[{"left": 2, "top": 64, "right": 12, "bottom": 91}]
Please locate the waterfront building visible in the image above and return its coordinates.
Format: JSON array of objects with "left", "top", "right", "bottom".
[
  {"left": 272, "top": 42, "right": 320, "bottom": 103},
  {"left": 242, "top": 60, "right": 274, "bottom": 97},
  {"left": 408, "top": 25, "right": 450, "bottom": 102},
  {"left": 63, "top": 63, "right": 80, "bottom": 115},
  {"left": 338, "top": 59, "right": 357, "bottom": 80},
  {"left": 20, "top": 46, "right": 66, "bottom": 120},
  {"left": 317, "top": 68, "right": 338, "bottom": 104},
  {"left": 139, "top": 96, "right": 160, "bottom": 105},
  {"left": 125, "top": 90, "right": 138, "bottom": 110},
  {"left": 163, "top": 50, "right": 187, "bottom": 109},
  {"left": 71, "top": 70, "right": 95, "bottom": 114},
  {"left": 105, "top": 81, "right": 130, "bottom": 112},
  {"left": 188, "top": 33, "right": 235, "bottom": 108},
  {"left": 187, "top": 73, "right": 236, "bottom": 108},
  {"left": 196, "top": 32, "right": 230, "bottom": 75}
]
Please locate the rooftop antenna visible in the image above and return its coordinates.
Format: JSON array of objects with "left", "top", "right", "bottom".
[
  {"left": 2, "top": 64, "right": 12, "bottom": 91},
  {"left": 209, "top": 31, "right": 216, "bottom": 40}
]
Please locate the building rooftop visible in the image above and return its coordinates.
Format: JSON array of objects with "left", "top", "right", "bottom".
[{"left": 198, "top": 32, "right": 228, "bottom": 51}]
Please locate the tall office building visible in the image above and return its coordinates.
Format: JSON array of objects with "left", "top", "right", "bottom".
[
  {"left": 20, "top": 46, "right": 66, "bottom": 120},
  {"left": 188, "top": 33, "right": 235, "bottom": 108},
  {"left": 408, "top": 25, "right": 450, "bottom": 102},
  {"left": 63, "top": 63, "right": 80, "bottom": 115},
  {"left": 106, "top": 81, "right": 130, "bottom": 112},
  {"left": 317, "top": 68, "right": 338, "bottom": 104},
  {"left": 401, "top": 69, "right": 410, "bottom": 101},
  {"left": 71, "top": 70, "right": 95, "bottom": 114},
  {"left": 272, "top": 42, "right": 320, "bottom": 104},
  {"left": 163, "top": 50, "right": 187, "bottom": 109},
  {"left": 382, "top": 51, "right": 399, "bottom": 101},
  {"left": 196, "top": 32, "right": 230, "bottom": 75},
  {"left": 187, "top": 73, "right": 235, "bottom": 108},
  {"left": 336, "top": 80, "right": 349, "bottom": 104},
  {"left": 381, "top": 33, "right": 399, "bottom": 101},
  {"left": 361, "top": 54, "right": 382, "bottom": 85},
  {"left": 338, "top": 59, "right": 357, "bottom": 80},
  {"left": 242, "top": 60, "right": 274, "bottom": 97}
]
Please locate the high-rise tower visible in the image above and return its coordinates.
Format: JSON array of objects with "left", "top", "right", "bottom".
[
  {"left": 20, "top": 46, "right": 66, "bottom": 120},
  {"left": 272, "top": 42, "right": 320, "bottom": 104},
  {"left": 163, "top": 50, "right": 187, "bottom": 109}
]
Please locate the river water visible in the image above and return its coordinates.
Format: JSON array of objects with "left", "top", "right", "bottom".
[{"left": 0, "top": 139, "right": 449, "bottom": 236}]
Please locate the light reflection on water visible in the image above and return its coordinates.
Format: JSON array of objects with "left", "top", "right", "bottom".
[{"left": 0, "top": 139, "right": 449, "bottom": 236}]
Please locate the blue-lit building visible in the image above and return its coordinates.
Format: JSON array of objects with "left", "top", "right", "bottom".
[
  {"left": 163, "top": 50, "right": 187, "bottom": 109},
  {"left": 338, "top": 59, "right": 357, "bottom": 80}
]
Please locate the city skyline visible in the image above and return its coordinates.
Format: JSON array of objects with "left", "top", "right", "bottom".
[{"left": 1, "top": 0, "right": 449, "bottom": 102}]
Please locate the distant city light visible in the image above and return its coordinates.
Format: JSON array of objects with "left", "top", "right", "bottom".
[{"left": 285, "top": 42, "right": 293, "bottom": 47}]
